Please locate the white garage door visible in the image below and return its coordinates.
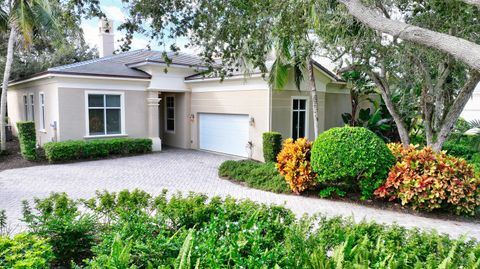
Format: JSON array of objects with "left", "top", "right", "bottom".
[{"left": 199, "top": 113, "right": 249, "bottom": 157}]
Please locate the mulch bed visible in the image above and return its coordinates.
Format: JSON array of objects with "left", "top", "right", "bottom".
[
  {"left": 0, "top": 138, "right": 47, "bottom": 172},
  {"left": 220, "top": 176, "right": 480, "bottom": 224}
]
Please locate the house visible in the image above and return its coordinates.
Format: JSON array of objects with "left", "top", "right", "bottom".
[
  {"left": 7, "top": 20, "right": 351, "bottom": 161},
  {"left": 461, "top": 84, "right": 480, "bottom": 122}
]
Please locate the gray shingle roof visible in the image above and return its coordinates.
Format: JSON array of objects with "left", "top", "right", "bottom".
[{"left": 47, "top": 50, "right": 206, "bottom": 79}]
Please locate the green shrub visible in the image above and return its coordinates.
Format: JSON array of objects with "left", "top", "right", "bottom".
[
  {"left": 311, "top": 127, "right": 396, "bottom": 199},
  {"left": 219, "top": 160, "right": 291, "bottom": 193},
  {"left": 22, "top": 193, "right": 97, "bottom": 267},
  {"left": 16, "top": 121, "right": 37, "bottom": 161},
  {"left": 43, "top": 138, "right": 152, "bottom": 163},
  {"left": 443, "top": 140, "right": 477, "bottom": 160},
  {"left": 16, "top": 190, "right": 480, "bottom": 268},
  {"left": 0, "top": 233, "right": 53, "bottom": 269},
  {"left": 262, "top": 132, "right": 282, "bottom": 162}
]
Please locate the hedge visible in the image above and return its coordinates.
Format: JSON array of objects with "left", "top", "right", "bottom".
[
  {"left": 16, "top": 121, "right": 37, "bottom": 161},
  {"left": 262, "top": 132, "right": 282, "bottom": 162},
  {"left": 44, "top": 138, "right": 152, "bottom": 163}
]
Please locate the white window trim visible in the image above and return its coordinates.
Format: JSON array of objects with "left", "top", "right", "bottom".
[
  {"left": 84, "top": 91, "right": 126, "bottom": 138},
  {"left": 165, "top": 95, "right": 175, "bottom": 134},
  {"left": 39, "top": 92, "right": 46, "bottom": 132},
  {"left": 290, "top": 96, "right": 309, "bottom": 139}
]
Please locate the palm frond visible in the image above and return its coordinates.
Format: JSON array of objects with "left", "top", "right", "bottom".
[
  {"left": 11, "top": 0, "right": 57, "bottom": 47},
  {"left": 269, "top": 58, "right": 290, "bottom": 90},
  {"left": 469, "top": 119, "right": 480, "bottom": 128},
  {"left": 0, "top": 7, "right": 8, "bottom": 32}
]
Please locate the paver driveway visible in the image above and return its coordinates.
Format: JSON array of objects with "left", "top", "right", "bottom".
[{"left": 0, "top": 148, "right": 479, "bottom": 239}]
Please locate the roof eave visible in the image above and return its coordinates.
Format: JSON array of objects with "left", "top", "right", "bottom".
[{"left": 127, "top": 60, "right": 209, "bottom": 71}]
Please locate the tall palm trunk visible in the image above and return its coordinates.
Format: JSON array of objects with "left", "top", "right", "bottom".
[
  {"left": 1, "top": 28, "right": 16, "bottom": 151},
  {"left": 307, "top": 60, "right": 320, "bottom": 138}
]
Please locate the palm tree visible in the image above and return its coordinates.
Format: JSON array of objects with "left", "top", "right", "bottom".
[
  {"left": 0, "top": 0, "right": 56, "bottom": 151},
  {"left": 269, "top": 37, "right": 321, "bottom": 138}
]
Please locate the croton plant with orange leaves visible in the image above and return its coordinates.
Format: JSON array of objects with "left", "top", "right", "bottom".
[
  {"left": 276, "top": 138, "right": 317, "bottom": 194},
  {"left": 375, "top": 143, "right": 480, "bottom": 215}
]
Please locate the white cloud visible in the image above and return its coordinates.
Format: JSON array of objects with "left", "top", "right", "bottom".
[
  {"left": 102, "top": 5, "right": 126, "bottom": 23},
  {"left": 80, "top": 21, "right": 99, "bottom": 50}
]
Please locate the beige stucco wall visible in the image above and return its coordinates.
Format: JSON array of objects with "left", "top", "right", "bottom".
[
  {"left": 160, "top": 92, "right": 191, "bottom": 149},
  {"left": 57, "top": 88, "right": 149, "bottom": 141},
  {"left": 8, "top": 78, "right": 59, "bottom": 145},
  {"left": 188, "top": 77, "right": 270, "bottom": 161},
  {"left": 270, "top": 68, "right": 350, "bottom": 140}
]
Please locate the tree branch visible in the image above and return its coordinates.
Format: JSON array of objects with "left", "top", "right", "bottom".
[
  {"left": 433, "top": 71, "right": 480, "bottom": 151},
  {"left": 338, "top": 0, "right": 480, "bottom": 71},
  {"left": 462, "top": 0, "right": 480, "bottom": 8}
]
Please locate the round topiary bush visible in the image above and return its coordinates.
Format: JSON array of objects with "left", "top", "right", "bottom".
[{"left": 311, "top": 127, "right": 396, "bottom": 199}]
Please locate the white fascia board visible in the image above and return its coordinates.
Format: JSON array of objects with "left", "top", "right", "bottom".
[{"left": 9, "top": 73, "right": 150, "bottom": 87}]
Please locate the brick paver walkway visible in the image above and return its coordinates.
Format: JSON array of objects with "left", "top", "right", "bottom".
[{"left": 0, "top": 148, "right": 479, "bottom": 239}]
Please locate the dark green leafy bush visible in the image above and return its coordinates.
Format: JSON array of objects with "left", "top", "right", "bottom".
[
  {"left": 13, "top": 190, "right": 480, "bottom": 268},
  {"left": 311, "top": 127, "right": 396, "bottom": 199},
  {"left": 43, "top": 138, "right": 152, "bottom": 163},
  {"left": 443, "top": 141, "right": 477, "bottom": 160},
  {"left": 219, "top": 160, "right": 290, "bottom": 193},
  {"left": 263, "top": 132, "right": 282, "bottom": 162},
  {"left": 0, "top": 233, "right": 53, "bottom": 268},
  {"left": 22, "top": 193, "right": 97, "bottom": 267},
  {"left": 16, "top": 121, "right": 37, "bottom": 161}
]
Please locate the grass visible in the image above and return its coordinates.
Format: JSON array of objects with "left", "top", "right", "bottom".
[{"left": 218, "top": 160, "right": 291, "bottom": 193}]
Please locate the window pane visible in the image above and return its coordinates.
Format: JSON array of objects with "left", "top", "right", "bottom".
[
  {"left": 106, "top": 109, "right": 121, "bottom": 134},
  {"left": 292, "top": 111, "right": 299, "bottom": 140},
  {"left": 89, "top": 109, "right": 105, "bottom": 135},
  {"left": 167, "top": 108, "right": 174, "bottom": 119},
  {"left": 167, "top": 97, "right": 174, "bottom": 107},
  {"left": 88, "top": 94, "right": 104, "bottom": 107},
  {"left": 299, "top": 111, "right": 306, "bottom": 138},
  {"left": 293, "top": 99, "right": 298, "bottom": 110},
  {"left": 299, "top": 100, "right": 306, "bottom": 110},
  {"left": 167, "top": 119, "right": 174, "bottom": 131},
  {"left": 106, "top": 95, "right": 120, "bottom": 107},
  {"left": 40, "top": 94, "right": 45, "bottom": 105},
  {"left": 41, "top": 107, "right": 45, "bottom": 129}
]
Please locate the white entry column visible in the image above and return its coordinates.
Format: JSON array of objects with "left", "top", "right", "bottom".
[{"left": 147, "top": 91, "right": 162, "bottom": 151}]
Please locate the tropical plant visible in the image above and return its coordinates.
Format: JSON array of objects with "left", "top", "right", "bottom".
[
  {"left": 0, "top": 0, "right": 58, "bottom": 151},
  {"left": 276, "top": 138, "right": 317, "bottom": 194},
  {"left": 375, "top": 144, "right": 480, "bottom": 215}
]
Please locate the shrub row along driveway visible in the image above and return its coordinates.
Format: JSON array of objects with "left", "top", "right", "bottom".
[{"left": 0, "top": 148, "right": 479, "bottom": 239}]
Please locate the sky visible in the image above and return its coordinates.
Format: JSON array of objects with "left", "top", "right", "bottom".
[{"left": 80, "top": 0, "right": 191, "bottom": 52}]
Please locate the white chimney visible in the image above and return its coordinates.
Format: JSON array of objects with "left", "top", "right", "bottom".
[{"left": 98, "top": 18, "right": 114, "bottom": 57}]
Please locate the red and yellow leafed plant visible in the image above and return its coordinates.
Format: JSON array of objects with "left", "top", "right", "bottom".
[
  {"left": 375, "top": 143, "right": 480, "bottom": 215},
  {"left": 276, "top": 138, "right": 317, "bottom": 194}
]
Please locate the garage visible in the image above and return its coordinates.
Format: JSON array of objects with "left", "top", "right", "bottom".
[{"left": 199, "top": 113, "right": 249, "bottom": 157}]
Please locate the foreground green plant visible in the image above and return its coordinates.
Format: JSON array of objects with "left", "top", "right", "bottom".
[
  {"left": 4, "top": 189, "right": 479, "bottom": 268},
  {"left": 0, "top": 233, "right": 53, "bottom": 268}
]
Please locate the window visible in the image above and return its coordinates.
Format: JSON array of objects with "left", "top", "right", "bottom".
[
  {"left": 39, "top": 93, "right": 46, "bottom": 130},
  {"left": 29, "top": 94, "right": 35, "bottom": 121},
  {"left": 165, "top": 96, "right": 175, "bottom": 132},
  {"left": 87, "top": 93, "right": 123, "bottom": 136},
  {"left": 292, "top": 98, "right": 307, "bottom": 140},
  {"left": 23, "top": 95, "right": 28, "bottom": 121}
]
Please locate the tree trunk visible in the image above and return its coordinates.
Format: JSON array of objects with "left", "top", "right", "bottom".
[
  {"left": 307, "top": 60, "right": 320, "bottom": 138},
  {"left": 1, "top": 28, "right": 16, "bottom": 151},
  {"left": 432, "top": 71, "right": 480, "bottom": 151},
  {"left": 338, "top": 0, "right": 480, "bottom": 71},
  {"left": 367, "top": 71, "right": 410, "bottom": 147}
]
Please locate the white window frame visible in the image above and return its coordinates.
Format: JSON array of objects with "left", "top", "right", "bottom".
[
  {"left": 165, "top": 95, "right": 175, "bottom": 133},
  {"left": 23, "top": 95, "right": 29, "bottom": 121},
  {"left": 39, "top": 92, "right": 46, "bottom": 132},
  {"left": 84, "top": 91, "right": 126, "bottom": 138},
  {"left": 29, "top": 93, "right": 35, "bottom": 122},
  {"left": 291, "top": 96, "right": 309, "bottom": 139}
]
